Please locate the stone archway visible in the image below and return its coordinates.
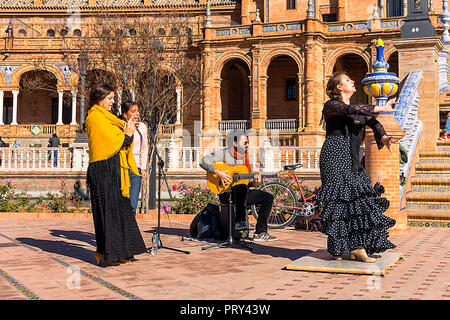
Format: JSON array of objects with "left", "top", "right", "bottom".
[
  {"left": 18, "top": 70, "right": 62, "bottom": 124},
  {"left": 220, "top": 59, "right": 251, "bottom": 123},
  {"left": 266, "top": 55, "right": 300, "bottom": 121},
  {"left": 332, "top": 54, "right": 370, "bottom": 104},
  {"left": 9, "top": 64, "right": 66, "bottom": 89}
]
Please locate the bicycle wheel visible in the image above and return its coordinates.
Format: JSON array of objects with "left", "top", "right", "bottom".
[{"left": 251, "top": 182, "right": 298, "bottom": 229}]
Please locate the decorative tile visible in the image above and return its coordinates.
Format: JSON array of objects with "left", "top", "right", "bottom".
[{"left": 0, "top": 267, "right": 40, "bottom": 300}]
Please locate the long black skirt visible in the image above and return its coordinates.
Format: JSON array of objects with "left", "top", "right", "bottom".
[
  {"left": 87, "top": 153, "right": 147, "bottom": 262},
  {"left": 316, "top": 136, "right": 396, "bottom": 256}
]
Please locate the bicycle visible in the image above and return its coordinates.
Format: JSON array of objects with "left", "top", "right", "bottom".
[{"left": 250, "top": 163, "right": 319, "bottom": 229}]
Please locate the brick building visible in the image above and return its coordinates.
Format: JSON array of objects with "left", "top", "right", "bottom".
[{"left": 0, "top": 0, "right": 447, "bottom": 149}]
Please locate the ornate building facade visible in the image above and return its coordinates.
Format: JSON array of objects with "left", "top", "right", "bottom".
[{"left": 0, "top": 0, "right": 447, "bottom": 149}]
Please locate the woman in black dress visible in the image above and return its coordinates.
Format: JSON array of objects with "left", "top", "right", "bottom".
[
  {"left": 85, "top": 83, "right": 147, "bottom": 266},
  {"left": 317, "top": 72, "right": 398, "bottom": 263}
]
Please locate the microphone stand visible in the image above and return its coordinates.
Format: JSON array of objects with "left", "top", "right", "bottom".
[{"left": 145, "top": 117, "right": 189, "bottom": 255}]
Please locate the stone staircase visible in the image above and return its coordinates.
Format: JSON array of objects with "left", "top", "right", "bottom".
[{"left": 406, "top": 140, "right": 450, "bottom": 228}]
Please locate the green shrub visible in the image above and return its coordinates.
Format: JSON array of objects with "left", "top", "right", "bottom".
[
  {"left": 164, "top": 181, "right": 219, "bottom": 215},
  {"left": 45, "top": 177, "right": 82, "bottom": 213},
  {"left": 0, "top": 179, "right": 32, "bottom": 212}
]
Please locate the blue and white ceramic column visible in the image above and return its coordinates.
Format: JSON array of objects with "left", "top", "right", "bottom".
[{"left": 363, "top": 38, "right": 407, "bottom": 232}]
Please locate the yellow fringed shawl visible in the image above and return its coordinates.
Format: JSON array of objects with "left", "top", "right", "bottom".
[{"left": 85, "top": 104, "right": 140, "bottom": 198}]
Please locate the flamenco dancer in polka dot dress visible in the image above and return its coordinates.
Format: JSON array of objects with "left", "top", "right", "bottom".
[{"left": 317, "top": 72, "right": 399, "bottom": 263}]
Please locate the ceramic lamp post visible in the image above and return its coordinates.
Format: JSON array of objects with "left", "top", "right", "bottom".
[
  {"left": 362, "top": 39, "right": 400, "bottom": 106},
  {"left": 362, "top": 39, "right": 407, "bottom": 232}
]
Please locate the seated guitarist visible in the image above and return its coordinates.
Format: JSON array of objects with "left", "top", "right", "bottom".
[{"left": 200, "top": 130, "right": 278, "bottom": 242}]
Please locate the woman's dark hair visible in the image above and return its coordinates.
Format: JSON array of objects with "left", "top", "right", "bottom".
[
  {"left": 89, "top": 82, "right": 115, "bottom": 108},
  {"left": 120, "top": 100, "right": 138, "bottom": 120},
  {"left": 326, "top": 71, "right": 348, "bottom": 100}
]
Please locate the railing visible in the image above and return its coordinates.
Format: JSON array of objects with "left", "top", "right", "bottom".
[
  {"left": 218, "top": 120, "right": 250, "bottom": 131},
  {"left": 265, "top": 119, "right": 299, "bottom": 131},
  {"left": 163, "top": 143, "right": 321, "bottom": 173},
  {"left": 0, "top": 144, "right": 321, "bottom": 173},
  {"left": 394, "top": 71, "right": 423, "bottom": 201},
  {"left": 159, "top": 124, "right": 176, "bottom": 136},
  {"left": 438, "top": 49, "right": 450, "bottom": 94},
  {"left": 0, "top": 147, "right": 87, "bottom": 172}
]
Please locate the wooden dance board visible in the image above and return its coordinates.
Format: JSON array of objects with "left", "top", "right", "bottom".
[{"left": 286, "top": 249, "right": 403, "bottom": 276}]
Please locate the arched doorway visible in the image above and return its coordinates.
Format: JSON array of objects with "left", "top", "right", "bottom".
[
  {"left": 333, "top": 54, "right": 369, "bottom": 104},
  {"left": 266, "top": 55, "right": 299, "bottom": 124},
  {"left": 220, "top": 59, "right": 250, "bottom": 124},
  {"left": 18, "top": 70, "right": 68, "bottom": 124}
]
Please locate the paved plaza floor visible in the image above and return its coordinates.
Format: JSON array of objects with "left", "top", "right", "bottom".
[{"left": 0, "top": 217, "right": 448, "bottom": 308}]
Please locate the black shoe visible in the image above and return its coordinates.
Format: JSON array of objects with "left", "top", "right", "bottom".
[{"left": 235, "top": 221, "right": 248, "bottom": 230}]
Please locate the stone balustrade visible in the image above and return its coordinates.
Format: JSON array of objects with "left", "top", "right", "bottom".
[{"left": 0, "top": 141, "right": 321, "bottom": 173}]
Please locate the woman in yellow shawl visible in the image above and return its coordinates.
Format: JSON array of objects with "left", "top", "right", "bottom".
[{"left": 85, "top": 82, "right": 147, "bottom": 266}]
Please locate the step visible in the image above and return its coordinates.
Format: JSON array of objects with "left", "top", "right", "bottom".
[
  {"left": 406, "top": 209, "right": 450, "bottom": 220},
  {"left": 437, "top": 140, "right": 450, "bottom": 151},
  {"left": 410, "top": 177, "right": 450, "bottom": 193},
  {"left": 406, "top": 209, "right": 450, "bottom": 228},
  {"left": 406, "top": 191, "right": 450, "bottom": 202},
  {"left": 415, "top": 163, "right": 450, "bottom": 171},
  {"left": 413, "top": 163, "right": 450, "bottom": 178},
  {"left": 418, "top": 151, "right": 450, "bottom": 164},
  {"left": 405, "top": 192, "right": 450, "bottom": 211}
]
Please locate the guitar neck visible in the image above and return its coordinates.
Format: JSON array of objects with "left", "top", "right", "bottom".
[{"left": 237, "top": 172, "right": 278, "bottom": 180}]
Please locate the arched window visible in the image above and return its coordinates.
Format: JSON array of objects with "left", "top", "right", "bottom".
[
  {"left": 18, "top": 29, "right": 27, "bottom": 37},
  {"left": 60, "top": 28, "right": 68, "bottom": 37},
  {"left": 47, "top": 29, "right": 55, "bottom": 37},
  {"left": 73, "top": 29, "right": 82, "bottom": 37},
  {"left": 157, "top": 28, "right": 166, "bottom": 36},
  {"left": 170, "top": 28, "right": 179, "bottom": 36},
  {"left": 128, "top": 28, "right": 137, "bottom": 36}
]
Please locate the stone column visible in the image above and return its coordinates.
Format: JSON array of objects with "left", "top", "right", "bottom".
[
  {"left": 11, "top": 90, "right": 19, "bottom": 125},
  {"left": 176, "top": 87, "right": 182, "bottom": 124},
  {"left": 117, "top": 89, "right": 122, "bottom": 115},
  {"left": 250, "top": 46, "right": 265, "bottom": 135},
  {"left": 70, "top": 90, "right": 77, "bottom": 125},
  {"left": 304, "top": 37, "right": 324, "bottom": 132},
  {"left": 0, "top": 91, "right": 4, "bottom": 125},
  {"left": 297, "top": 72, "right": 304, "bottom": 130},
  {"left": 167, "top": 136, "right": 179, "bottom": 170},
  {"left": 392, "top": 38, "right": 443, "bottom": 151},
  {"left": 57, "top": 90, "right": 64, "bottom": 125},
  {"left": 240, "top": 0, "right": 251, "bottom": 25},
  {"left": 259, "top": 75, "right": 268, "bottom": 131},
  {"left": 364, "top": 114, "right": 406, "bottom": 232},
  {"left": 301, "top": 21, "right": 326, "bottom": 146}
]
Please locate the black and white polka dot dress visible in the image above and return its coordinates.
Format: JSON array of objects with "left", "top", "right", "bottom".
[{"left": 316, "top": 99, "right": 396, "bottom": 257}]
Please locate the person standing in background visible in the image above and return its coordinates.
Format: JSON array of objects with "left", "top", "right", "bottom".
[
  {"left": 48, "top": 133, "right": 61, "bottom": 167},
  {"left": 120, "top": 101, "right": 149, "bottom": 215}
]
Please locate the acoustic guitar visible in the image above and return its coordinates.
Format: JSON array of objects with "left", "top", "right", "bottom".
[{"left": 206, "top": 162, "right": 292, "bottom": 194}]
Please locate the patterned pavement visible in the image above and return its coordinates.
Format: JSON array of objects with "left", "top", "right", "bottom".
[{"left": 0, "top": 217, "right": 449, "bottom": 304}]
